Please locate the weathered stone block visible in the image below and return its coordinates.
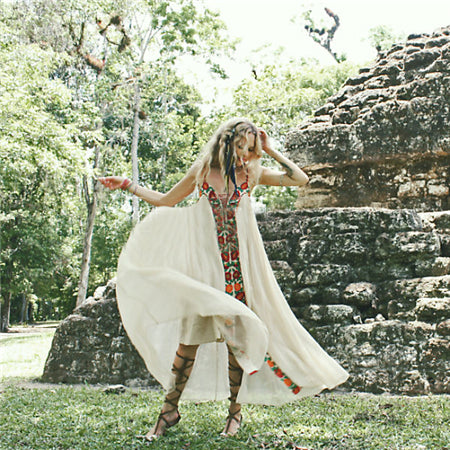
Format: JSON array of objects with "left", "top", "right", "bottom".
[
  {"left": 441, "top": 235, "right": 450, "bottom": 257},
  {"left": 422, "top": 338, "right": 450, "bottom": 363},
  {"left": 290, "top": 287, "right": 318, "bottom": 306},
  {"left": 343, "top": 282, "right": 378, "bottom": 308},
  {"left": 415, "top": 257, "right": 450, "bottom": 277},
  {"left": 374, "top": 231, "right": 441, "bottom": 260},
  {"left": 327, "top": 233, "right": 371, "bottom": 263},
  {"left": 301, "top": 304, "right": 355, "bottom": 325},
  {"left": 321, "top": 286, "right": 343, "bottom": 303},
  {"left": 270, "top": 260, "right": 296, "bottom": 300},
  {"left": 264, "top": 239, "right": 290, "bottom": 261},
  {"left": 402, "top": 321, "right": 435, "bottom": 342},
  {"left": 295, "top": 238, "right": 328, "bottom": 265},
  {"left": 369, "top": 262, "right": 415, "bottom": 281},
  {"left": 414, "top": 298, "right": 450, "bottom": 322},
  {"left": 401, "top": 370, "right": 431, "bottom": 395},
  {"left": 43, "top": 294, "right": 155, "bottom": 387},
  {"left": 437, "top": 319, "right": 450, "bottom": 336},
  {"left": 398, "top": 180, "right": 426, "bottom": 198},
  {"left": 427, "top": 183, "right": 449, "bottom": 197},
  {"left": 297, "top": 264, "right": 352, "bottom": 286},
  {"left": 381, "top": 276, "right": 450, "bottom": 302},
  {"left": 387, "top": 300, "right": 417, "bottom": 320}
]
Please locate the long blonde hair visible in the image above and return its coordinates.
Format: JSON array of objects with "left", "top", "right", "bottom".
[{"left": 194, "top": 118, "right": 263, "bottom": 188}]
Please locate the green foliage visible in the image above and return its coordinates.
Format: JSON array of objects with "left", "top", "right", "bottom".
[
  {"left": 0, "top": 43, "right": 86, "bottom": 316},
  {"left": 223, "top": 59, "right": 359, "bottom": 210},
  {"left": 367, "top": 25, "right": 406, "bottom": 54},
  {"left": 0, "top": 0, "right": 230, "bottom": 321}
]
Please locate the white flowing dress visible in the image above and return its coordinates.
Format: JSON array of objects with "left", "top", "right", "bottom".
[{"left": 116, "top": 179, "right": 349, "bottom": 405}]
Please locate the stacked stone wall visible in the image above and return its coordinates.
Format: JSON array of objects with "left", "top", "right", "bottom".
[
  {"left": 258, "top": 208, "right": 449, "bottom": 394},
  {"left": 43, "top": 209, "right": 450, "bottom": 395}
]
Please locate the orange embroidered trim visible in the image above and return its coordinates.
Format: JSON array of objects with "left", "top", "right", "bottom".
[{"left": 265, "top": 355, "right": 302, "bottom": 395}]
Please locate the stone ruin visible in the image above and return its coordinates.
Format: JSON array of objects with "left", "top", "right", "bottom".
[
  {"left": 286, "top": 27, "right": 450, "bottom": 211},
  {"left": 43, "top": 26, "right": 450, "bottom": 395},
  {"left": 43, "top": 280, "right": 153, "bottom": 387}
]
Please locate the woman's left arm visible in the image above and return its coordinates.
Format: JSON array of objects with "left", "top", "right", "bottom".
[{"left": 257, "top": 129, "right": 309, "bottom": 187}]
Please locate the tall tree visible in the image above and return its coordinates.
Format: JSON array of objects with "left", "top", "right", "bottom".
[
  {"left": 0, "top": 0, "right": 233, "bottom": 315},
  {"left": 0, "top": 43, "right": 85, "bottom": 330}
]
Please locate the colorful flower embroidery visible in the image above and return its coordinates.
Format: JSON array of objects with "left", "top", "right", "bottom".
[
  {"left": 265, "top": 355, "right": 302, "bottom": 395},
  {"left": 200, "top": 179, "right": 303, "bottom": 396},
  {"left": 199, "top": 179, "right": 248, "bottom": 305}
]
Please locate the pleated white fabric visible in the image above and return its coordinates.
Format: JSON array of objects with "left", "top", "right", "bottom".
[{"left": 116, "top": 194, "right": 349, "bottom": 405}]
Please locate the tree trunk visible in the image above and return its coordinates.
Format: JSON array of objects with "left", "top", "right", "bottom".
[
  {"left": 161, "top": 68, "right": 168, "bottom": 189},
  {"left": 1, "top": 292, "right": 11, "bottom": 332},
  {"left": 130, "top": 82, "right": 141, "bottom": 224},
  {"left": 76, "top": 188, "right": 98, "bottom": 307},
  {"left": 20, "top": 293, "right": 27, "bottom": 323},
  {"left": 76, "top": 148, "right": 100, "bottom": 308}
]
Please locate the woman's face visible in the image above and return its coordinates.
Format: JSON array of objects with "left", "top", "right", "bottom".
[{"left": 235, "top": 133, "right": 256, "bottom": 167}]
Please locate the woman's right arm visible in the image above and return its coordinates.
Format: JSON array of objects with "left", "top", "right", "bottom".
[{"left": 99, "top": 165, "right": 197, "bottom": 207}]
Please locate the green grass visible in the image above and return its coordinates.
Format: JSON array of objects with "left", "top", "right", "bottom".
[
  {"left": 0, "top": 328, "right": 449, "bottom": 449},
  {"left": 0, "top": 326, "right": 55, "bottom": 381}
]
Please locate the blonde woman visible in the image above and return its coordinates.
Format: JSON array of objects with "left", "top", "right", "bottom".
[{"left": 99, "top": 118, "right": 348, "bottom": 440}]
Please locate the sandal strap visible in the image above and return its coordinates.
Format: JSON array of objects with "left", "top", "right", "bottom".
[
  {"left": 171, "top": 352, "right": 195, "bottom": 386},
  {"left": 227, "top": 349, "right": 243, "bottom": 404},
  {"left": 175, "top": 351, "right": 195, "bottom": 364},
  {"left": 158, "top": 408, "right": 181, "bottom": 429},
  {"left": 223, "top": 410, "right": 242, "bottom": 434},
  {"left": 227, "top": 409, "right": 241, "bottom": 421},
  {"left": 228, "top": 361, "right": 242, "bottom": 372},
  {"left": 165, "top": 351, "right": 196, "bottom": 407}
]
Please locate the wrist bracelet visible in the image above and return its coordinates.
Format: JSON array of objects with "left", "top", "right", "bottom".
[
  {"left": 119, "top": 178, "right": 132, "bottom": 190},
  {"left": 126, "top": 182, "right": 139, "bottom": 195}
]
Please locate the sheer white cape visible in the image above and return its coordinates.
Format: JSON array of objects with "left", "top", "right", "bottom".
[{"left": 117, "top": 194, "right": 349, "bottom": 405}]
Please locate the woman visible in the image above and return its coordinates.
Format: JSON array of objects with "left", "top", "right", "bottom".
[{"left": 99, "top": 118, "right": 348, "bottom": 440}]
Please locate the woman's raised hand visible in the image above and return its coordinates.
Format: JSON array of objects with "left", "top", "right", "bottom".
[
  {"left": 98, "top": 176, "right": 128, "bottom": 190},
  {"left": 258, "top": 128, "right": 273, "bottom": 154}
]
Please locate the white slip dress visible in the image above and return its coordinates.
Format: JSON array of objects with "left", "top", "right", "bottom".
[{"left": 116, "top": 178, "right": 349, "bottom": 405}]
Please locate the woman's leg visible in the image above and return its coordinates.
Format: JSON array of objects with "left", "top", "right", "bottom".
[
  {"left": 145, "top": 343, "right": 198, "bottom": 440},
  {"left": 222, "top": 346, "right": 244, "bottom": 436}
]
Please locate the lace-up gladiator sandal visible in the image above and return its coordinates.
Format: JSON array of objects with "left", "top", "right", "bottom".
[
  {"left": 145, "top": 351, "right": 195, "bottom": 441},
  {"left": 221, "top": 349, "right": 243, "bottom": 437}
]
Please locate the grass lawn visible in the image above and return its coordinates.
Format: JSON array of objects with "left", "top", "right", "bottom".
[
  {"left": 0, "top": 325, "right": 449, "bottom": 449},
  {"left": 0, "top": 323, "right": 56, "bottom": 381}
]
